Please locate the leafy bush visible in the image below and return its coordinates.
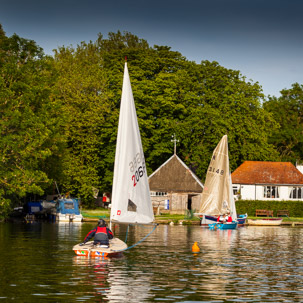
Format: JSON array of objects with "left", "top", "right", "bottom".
[{"left": 236, "top": 200, "right": 303, "bottom": 217}]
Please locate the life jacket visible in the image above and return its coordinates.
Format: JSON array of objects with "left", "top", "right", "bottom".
[
  {"left": 96, "top": 226, "right": 107, "bottom": 234},
  {"left": 94, "top": 226, "right": 109, "bottom": 243}
]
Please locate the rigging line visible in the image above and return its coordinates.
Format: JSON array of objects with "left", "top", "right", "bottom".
[
  {"left": 124, "top": 225, "right": 130, "bottom": 243},
  {"left": 113, "top": 224, "right": 158, "bottom": 253},
  {"left": 54, "top": 181, "right": 61, "bottom": 196}
]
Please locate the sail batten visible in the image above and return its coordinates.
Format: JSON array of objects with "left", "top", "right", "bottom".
[{"left": 111, "top": 62, "right": 154, "bottom": 225}]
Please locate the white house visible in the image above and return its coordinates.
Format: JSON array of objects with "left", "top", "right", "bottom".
[{"left": 231, "top": 161, "right": 303, "bottom": 201}]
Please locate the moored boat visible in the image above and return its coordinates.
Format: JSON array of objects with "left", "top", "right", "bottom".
[
  {"left": 237, "top": 213, "right": 248, "bottom": 226},
  {"left": 247, "top": 218, "right": 283, "bottom": 226},
  {"left": 50, "top": 198, "right": 83, "bottom": 222}
]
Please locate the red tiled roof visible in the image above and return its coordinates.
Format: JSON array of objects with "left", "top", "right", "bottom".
[{"left": 231, "top": 161, "right": 303, "bottom": 185}]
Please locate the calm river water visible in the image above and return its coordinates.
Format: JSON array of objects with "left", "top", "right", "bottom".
[{"left": 0, "top": 221, "right": 302, "bottom": 302}]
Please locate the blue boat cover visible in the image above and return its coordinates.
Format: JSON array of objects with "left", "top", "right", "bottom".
[
  {"left": 27, "top": 202, "right": 43, "bottom": 214},
  {"left": 56, "top": 198, "right": 80, "bottom": 215}
]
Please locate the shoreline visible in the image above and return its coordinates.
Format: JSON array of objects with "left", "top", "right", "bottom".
[{"left": 83, "top": 218, "right": 303, "bottom": 226}]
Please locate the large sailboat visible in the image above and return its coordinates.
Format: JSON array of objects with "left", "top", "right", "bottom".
[
  {"left": 73, "top": 61, "right": 155, "bottom": 257},
  {"left": 197, "top": 135, "right": 238, "bottom": 229}
]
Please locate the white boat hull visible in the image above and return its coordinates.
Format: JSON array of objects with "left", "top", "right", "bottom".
[
  {"left": 56, "top": 213, "right": 83, "bottom": 222},
  {"left": 199, "top": 215, "right": 218, "bottom": 226},
  {"left": 247, "top": 218, "right": 283, "bottom": 226}
]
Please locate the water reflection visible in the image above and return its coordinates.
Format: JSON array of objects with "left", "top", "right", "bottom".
[
  {"left": 0, "top": 222, "right": 302, "bottom": 302},
  {"left": 72, "top": 255, "right": 152, "bottom": 302}
]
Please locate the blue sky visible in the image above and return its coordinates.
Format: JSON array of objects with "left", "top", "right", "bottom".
[{"left": 1, "top": 0, "right": 302, "bottom": 97}]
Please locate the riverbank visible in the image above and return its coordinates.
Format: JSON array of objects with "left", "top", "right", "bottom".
[{"left": 81, "top": 209, "right": 303, "bottom": 226}]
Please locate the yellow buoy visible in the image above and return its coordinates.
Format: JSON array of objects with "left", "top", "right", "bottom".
[{"left": 192, "top": 241, "right": 200, "bottom": 253}]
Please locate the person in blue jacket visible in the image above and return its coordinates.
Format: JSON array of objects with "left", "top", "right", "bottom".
[{"left": 80, "top": 219, "right": 113, "bottom": 247}]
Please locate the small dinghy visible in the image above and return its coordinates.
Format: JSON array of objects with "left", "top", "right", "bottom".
[
  {"left": 247, "top": 218, "right": 283, "bottom": 226},
  {"left": 209, "top": 222, "right": 238, "bottom": 230},
  {"left": 196, "top": 135, "right": 239, "bottom": 229},
  {"left": 73, "top": 238, "right": 127, "bottom": 257}
]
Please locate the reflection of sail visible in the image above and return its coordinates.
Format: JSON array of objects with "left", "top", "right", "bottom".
[
  {"left": 201, "top": 228, "right": 237, "bottom": 250},
  {"left": 106, "top": 270, "right": 151, "bottom": 302},
  {"left": 72, "top": 255, "right": 151, "bottom": 302},
  {"left": 193, "top": 227, "right": 238, "bottom": 297}
]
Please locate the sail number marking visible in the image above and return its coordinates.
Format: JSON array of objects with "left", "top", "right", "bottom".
[
  {"left": 209, "top": 166, "right": 224, "bottom": 175},
  {"left": 129, "top": 152, "right": 146, "bottom": 187}
]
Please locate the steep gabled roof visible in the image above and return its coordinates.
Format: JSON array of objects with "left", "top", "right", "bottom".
[
  {"left": 232, "top": 161, "right": 303, "bottom": 185},
  {"left": 149, "top": 154, "right": 203, "bottom": 192}
]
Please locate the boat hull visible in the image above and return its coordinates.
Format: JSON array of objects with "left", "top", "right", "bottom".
[
  {"left": 247, "top": 218, "right": 283, "bottom": 226},
  {"left": 199, "top": 215, "right": 218, "bottom": 226},
  {"left": 200, "top": 214, "right": 247, "bottom": 227},
  {"left": 56, "top": 213, "right": 83, "bottom": 222},
  {"left": 73, "top": 238, "right": 127, "bottom": 257},
  {"left": 237, "top": 214, "right": 248, "bottom": 226},
  {"left": 208, "top": 222, "right": 238, "bottom": 230}
]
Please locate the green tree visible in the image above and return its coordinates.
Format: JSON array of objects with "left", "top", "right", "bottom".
[
  {"left": 179, "top": 61, "right": 281, "bottom": 177},
  {"left": 53, "top": 41, "right": 113, "bottom": 207},
  {"left": 263, "top": 83, "right": 303, "bottom": 163},
  {"left": 0, "top": 27, "right": 282, "bottom": 214},
  {"left": 0, "top": 25, "right": 64, "bottom": 217},
  {"left": 94, "top": 32, "right": 280, "bottom": 182}
]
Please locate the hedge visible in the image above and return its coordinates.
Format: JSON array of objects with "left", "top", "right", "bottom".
[{"left": 235, "top": 200, "right": 303, "bottom": 217}]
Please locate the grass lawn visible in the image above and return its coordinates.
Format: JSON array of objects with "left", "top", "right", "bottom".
[
  {"left": 155, "top": 213, "right": 200, "bottom": 221},
  {"left": 81, "top": 209, "right": 303, "bottom": 223},
  {"left": 81, "top": 209, "right": 200, "bottom": 222},
  {"left": 81, "top": 209, "right": 110, "bottom": 218}
]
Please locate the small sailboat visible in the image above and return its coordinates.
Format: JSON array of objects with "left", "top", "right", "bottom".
[
  {"left": 110, "top": 62, "right": 154, "bottom": 226},
  {"left": 73, "top": 61, "right": 155, "bottom": 257},
  {"left": 197, "top": 135, "right": 238, "bottom": 229}
]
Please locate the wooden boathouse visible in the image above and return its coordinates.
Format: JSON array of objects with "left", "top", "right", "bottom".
[{"left": 149, "top": 154, "right": 203, "bottom": 214}]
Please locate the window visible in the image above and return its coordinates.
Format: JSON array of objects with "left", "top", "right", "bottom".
[
  {"left": 289, "top": 187, "right": 303, "bottom": 199},
  {"left": 263, "top": 186, "right": 279, "bottom": 198},
  {"left": 233, "top": 186, "right": 239, "bottom": 195},
  {"left": 64, "top": 202, "right": 74, "bottom": 209},
  {"left": 150, "top": 191, "right": 167, "bottom": 197}
]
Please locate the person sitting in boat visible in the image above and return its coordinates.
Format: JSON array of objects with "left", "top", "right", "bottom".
[
  {"left": 217, "top": 213, "right": 227, "bottom": 223},
  {"left": 226, "top": 211, "right": 233, "bottom": 223},
  {"left": 80, "top": 219, "right": 113, "bottom": 248}
]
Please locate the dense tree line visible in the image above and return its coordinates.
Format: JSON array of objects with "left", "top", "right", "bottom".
[{"left": 1, "top": 25, "right": 302, "bottom": 216}]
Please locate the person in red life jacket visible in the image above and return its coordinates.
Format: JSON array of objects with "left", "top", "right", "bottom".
[
  {"left": 226, "top": 211, "right": 233, "bottom": 223},
  {"left": 80, "top": 219, "right": 113, "bottom": 248},
  {"left": 217, "top": 213, "right": 227, "bottom": 223}
]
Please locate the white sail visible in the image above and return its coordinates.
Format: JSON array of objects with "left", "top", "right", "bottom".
[
  {"left": 199, "top": 135, "right": 237, "bottom": 220},
  {"left": 111, "top": 62, "right": 154, "bottom": 224}
]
